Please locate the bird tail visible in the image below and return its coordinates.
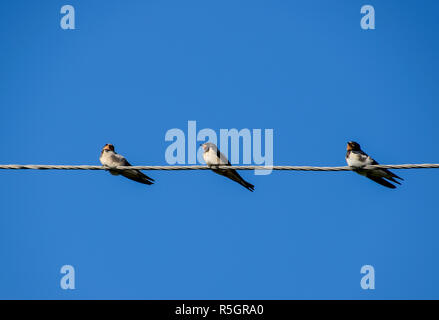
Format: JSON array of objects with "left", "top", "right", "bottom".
[
  {"left": 386, "top": 176, "right": 402, "bottom": 185},
  {"left": 366, "top": 175, "right": 397, "bottom": 189},
  {"left": 383, "top": 168, "right": 404, "bottom": 182},
  {"left": 120, "top": 170, "right": 155, "bottom": 185},
  {"left": 240, "top": 180, "right": 255, "bottom": 192},
  {"left": 140, "top": 177, "right": 154, "bottom": 185},
  {"left": 138, "top": 172, "right": 155, "bottom": 185}
]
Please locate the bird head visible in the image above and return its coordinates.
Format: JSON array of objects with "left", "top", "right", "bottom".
[
  {"left": 200, "top": 142, "right": 217, "bottom": 152},
  {"left": 102, "top": 144, "right": 115, "bottom": 152},
  {"left": 347, "top": 141, "right": 361, "bottom": 151}
]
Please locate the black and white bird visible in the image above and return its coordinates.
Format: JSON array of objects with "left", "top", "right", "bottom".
[
  {"left": 201, "top": 142, "right": 254, "bottom": 192},
  {"left": 99, "top": 144, "right": 154, "bottom": 185},
  {"left": 345, "top": 141, "right": 403, "bottom": 189}
]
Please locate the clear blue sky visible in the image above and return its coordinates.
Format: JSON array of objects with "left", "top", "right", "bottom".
[{"left": 1, "top": 0, "right": 438, "bottom": 299}]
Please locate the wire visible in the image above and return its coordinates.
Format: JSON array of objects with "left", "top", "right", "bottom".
[{"left": 0, "top": 164, "right": 438, "bottom": 171}]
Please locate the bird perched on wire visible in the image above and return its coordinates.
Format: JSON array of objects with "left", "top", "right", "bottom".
[
  {"left": 99, "top": 144, "right": 154, "bottom": 185},
  {"left": 201, "top": 142, "right": 254, "bottom": 192},
  {"left": 345, "top": 141, "right": 403, "bottom": 189}
]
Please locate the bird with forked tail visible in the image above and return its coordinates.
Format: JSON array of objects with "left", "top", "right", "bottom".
[
  {"left": 99, "top": 144, "right": 155, "bottom": 186},
  {"left": 201, "top": 142, "right": 254, "bottom": 192},
  {"left": 345, "top": 141, "right": 403, "bottom": 189}
]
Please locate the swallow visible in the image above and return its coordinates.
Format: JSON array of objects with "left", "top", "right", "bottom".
[
  {"left": 201, "top": 142, "right": 254, "bottom": 192},
  {"left": 345, "top": 141, "right": 403, "bottom": 189},
  {"left": 99, "top": 144, "right": 154, "bottom": 185}
]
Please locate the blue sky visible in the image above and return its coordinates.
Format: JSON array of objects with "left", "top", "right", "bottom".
[{"left": 1, "top": 0, "right": 438, "bottom": 299}]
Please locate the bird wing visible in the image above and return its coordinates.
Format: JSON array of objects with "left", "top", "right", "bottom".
[
  {"left": 370, "top": 158, "right": 404, "bottom": 181},
  {"left": 365, "top": 174, "right": 397, "bottom": 189},
  {"left": 118, "top": 158, "right": 155, "bottom": 185},
  {"left": 212, "top": 149, "right": 254, "bottom": 191},
  {"left": 216, "top": 149, "right": 231, "bottom": 165}
]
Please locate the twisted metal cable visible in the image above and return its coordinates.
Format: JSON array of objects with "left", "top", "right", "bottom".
[{"left": 0, "top": 164, "right": 439, "bottom": 171}]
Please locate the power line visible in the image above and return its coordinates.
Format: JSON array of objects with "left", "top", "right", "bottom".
[{"left": 0, "top": 164, "right": 438, "bottom": 171}]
